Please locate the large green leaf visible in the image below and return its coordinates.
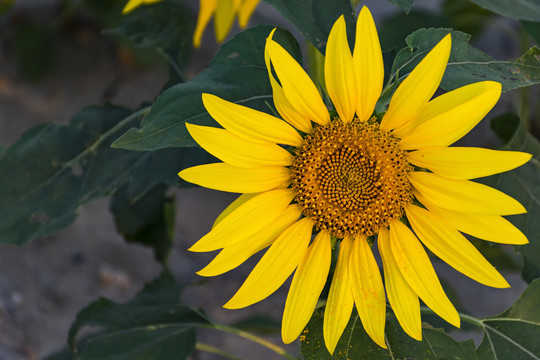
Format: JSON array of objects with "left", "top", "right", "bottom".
[
  {"left": 470, "top": 0, "right": 540, "bottom": 21},
  {"left": 112, "top": 25, "right": 302, "bottom": 151},
  {"left": 489, "top": 113, "right": 540, "bottom": 283},
  {"left": 475, "top": 279, "right": 540, "bottom": 359},
  {"left": 264, "top": 0, "right": 355, "bottom": 52},
  {"left": 0, "top": 104, "right": 209, "bottom": 245},
  {"left": 301, "top": 308, "right": 477, "bottom": 359},
  {"left": 390, "top": 29, "right": 540, "bottom": 93},
  {"left": 67, "top": 274, "right": 209, "bottom": 360}
]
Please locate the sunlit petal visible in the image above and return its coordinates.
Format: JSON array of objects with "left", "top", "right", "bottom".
[
  {"left": 389, "top": 220, "right": 460, "bottom": 327},
  {"left": 348, "top": 235, "right": 386, "bottom": 348},
  {"left": 407, "top": 204, "right": 509, "bottom": 288},
  {"left": 202, "top": 93, "right": 303, "bottom": 146},
  {"left": 282, "top": 231, "right": 331, "bottom": 343},
  {"left": 326, "top": 15, "right": 357, "bottom": 123},
  {"left": 323, "top": 236, "right": 355, "bottom": 355},
  {"left": 381, "top": 34, "right": 451, "bottom": 131},
  {"left": 122, "top": 0, "right": 162, "bottom": 14},
  {"left": 353, "top": 6, "right": 384, "bottom": 122},
  {"left": 407, "top": 147, "right": 532, "bottom": 179},
  {"left": 213, "top": 193, "right": 257, "bottom": 228},
  {"left": 265, "top": 30, "right": 313, "bottom": 133},
  {"left": 378, "top": 228, "right": 422, "bottom": 341},
  {"left": 415, "top": 191, "right": 528, "bottom": 245},
  {"left": 266, "top": 38, "right": 330, "bottom": 126},
  {"left": 224, "top": 218, "right": 314, "bottom": 309},
  {"left": 198, "top": 205, "right": 302, "bottom": 276},
  {"left": 398, "top": 82, "right": 502, "bottom": 148},
  {"left": 186, "top": 123, "right": 293, "bottom": 168},
  {"left": 179, "top": 163, "right": 290, "bottom": 193},
  {"left": 188, "top": 189, "right": 294, "bottom": 252},
  {"left": 410, "top": 171, "right": 526, "bottom": 215}
]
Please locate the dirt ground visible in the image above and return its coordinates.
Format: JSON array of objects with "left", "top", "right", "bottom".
[{"left": 0, "top": 1, "right": 530, "bottom": 359}]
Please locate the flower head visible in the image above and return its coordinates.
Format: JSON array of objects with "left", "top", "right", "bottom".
[
  {"left": 193, "top": 0, "right": 260, "bottom": 48},
  {"left": 179, "top": 6, "right": 531, "bottom": 353}
]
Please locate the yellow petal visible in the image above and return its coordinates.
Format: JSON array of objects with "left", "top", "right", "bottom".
[
  {"left": 409, "top": 171, "right": 526, "bottom": 215},
  {"left": 186, "top": 123, "right": 293, "bottom": 168},
  {"left": 238, "top": 0, "right": 259, "bottom": 28},
  {"left": 198, "top": 205, "right": 302, "bottom": 276},
  {"left": 348, "top": 235, "right": 387, "bottom": 349},
  {"left": 224, "top": 217, "right": 314, "bottom": 309},
  {"left": 398, "top": 81, "right": 502, "bottom": 149},
  {"left": 378, "top": 228, "right": 422, "bottom": 341},
  {"left": 214, "top": 0, "right": 236, "bottom": 43},
  {"left": 389, "top": 220, "right": 460, "bottom": 327},
  {"left": 122, "top": 0, "right": 162, "bottom": 14},
  {"left": 265, "top": 31, "right": 313, "bottom": 133},
  {"left": 407, "top": 147, "right": 532, "bottom": 179},
  {"left": 178, "top": 163, "right": 290, "bottom": 193},
  {"left": 325, "top": 15, "right": 357, "bottom": 123},
  {"left": 202, "top": 93, "right": 303, "bottom": 146},
  {"left": 266, "top": 38, "right": 330, "bottom": 126},
  {"left": 323, "top": 236, "right": 355, "bottom": 355},
  {"left": 415, "top": 191, "right": 528, "bottom": 245},
  {"left": 188, "top": 189, "right": 294, "bottom": 252},
  {"left": 406, "top": 204, "right": 509, "bottom": 288},
  {"left": 213, "top": 193, "right": 258, "bottom": 228},
  {"left": 282, "top": 231, "right": 332, "bottom": 343},
  {"left": 353, "top": 6, "right": 384, "bottom": 122},
  {"left": 381, "top": 34, "right": 451, "bottom": 131},
  {"left": 193, "top": 0, "right": 218, "bottom": 48}
]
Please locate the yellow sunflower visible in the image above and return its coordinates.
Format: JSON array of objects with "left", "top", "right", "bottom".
[
  {"left": 179, "top": 6, "right": 531, "bottom": 353},
  {"left": 122, "top": 0, "right": 259, "bottom": 48},
  {"left": 193, "top": 0, "right": 260, "bottom": 48}
]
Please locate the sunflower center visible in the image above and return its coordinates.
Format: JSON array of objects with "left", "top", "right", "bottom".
[{"left": 291, "top": 118, "right": 413, "bottom": 238}]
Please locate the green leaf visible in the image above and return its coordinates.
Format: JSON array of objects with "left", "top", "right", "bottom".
[
  {"left": 68, "top": 274, "right": 209, "bottom": 360},
  {"left": 301, "top": 308, "right": 477, "bottom": 359},
  {"left": 469, "top": 0, "right": 540, "bottom": 21},
  {"left": 112, "top": 25, "right": 302, "bottom": 151},
  {"left": 0, "top": 104, "right": 210, "bottom": 245},
  {"left": 111, "top": 184, "right": 175, "bottom": 264},
  {"left": 489, "top": 113, "right": 540, "bottom": 283},
  {"left": 390, "top": 29, "right": 540, "bottom": 93},
  {"left": 475, "top": 279, "right": 540, "bottom": 359},
  {"left": 442, "top": 0, "right": 494, "bottom": 37},
  {"left": 107, "top": 1, "right": 193, "bottom": 76},
  {"left": 264, "top": 0, "right": 355, "bottom": 52},
  {"left": 386, "top": 0, "right": 415, "bottom": 14}
]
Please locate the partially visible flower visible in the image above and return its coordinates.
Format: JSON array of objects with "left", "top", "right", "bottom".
[
  {"left": 179, "top": 6, "right": 531, "bottom": 354},
  {"left": 122, "top": 0, "right": 259, "bottom": 48},
  {"left": 122, "top": 0, "right": 162, "bottom": 14},
  {"left": 193, "top": 0, "right": 260, "bottom": 48}
]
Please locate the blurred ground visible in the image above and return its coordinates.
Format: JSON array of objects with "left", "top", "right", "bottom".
[{"left": 0, "top": 0, "right": 532, "bottom": 359}]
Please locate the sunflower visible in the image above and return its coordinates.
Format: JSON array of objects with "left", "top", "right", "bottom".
[
  {"left": 193, "top": 0, "right": 260, "bottom": 48},
  {"left": 122, "top": 0, "right": 259, "bottom": 48},
  {"left": 178, "top": 6, "right": 530, "bottom": 353}
]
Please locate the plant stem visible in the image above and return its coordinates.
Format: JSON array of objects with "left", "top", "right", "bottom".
[
  {"left": 207, "top": 324, "right": 297, "bottom": 360},
  {"left": 195, "top": 342, "right": 245, "bottom": 360}
]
